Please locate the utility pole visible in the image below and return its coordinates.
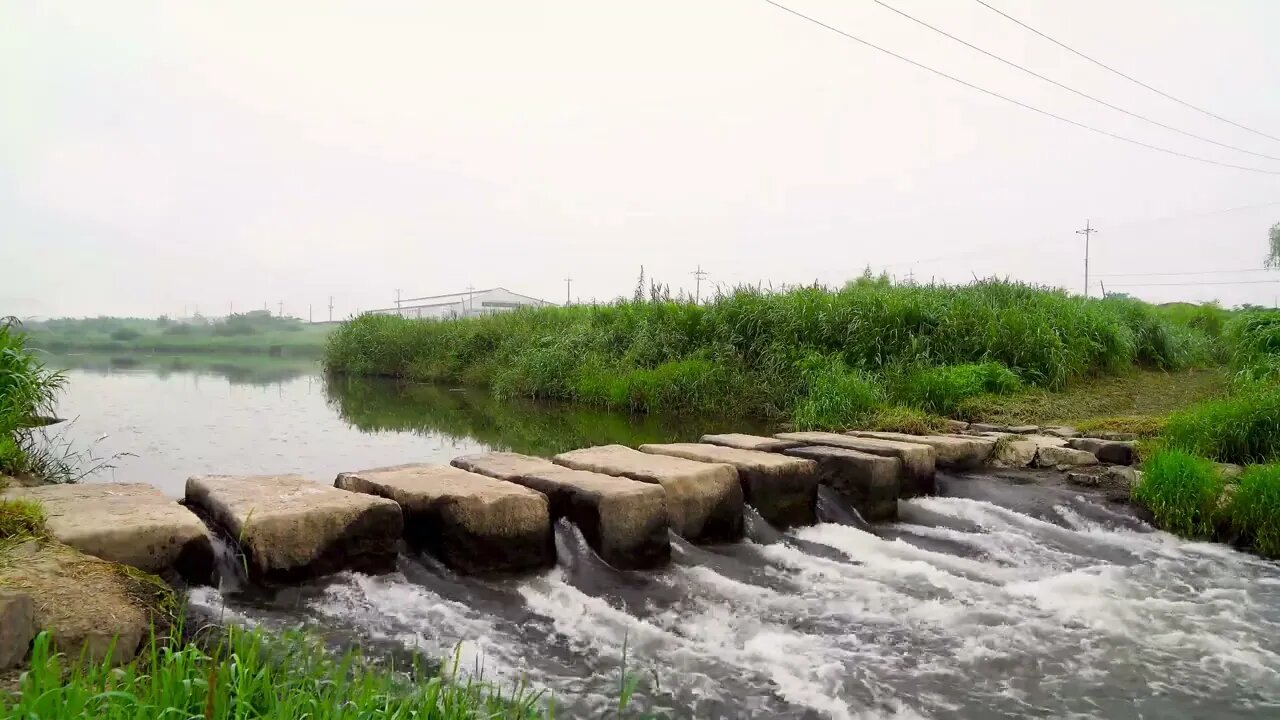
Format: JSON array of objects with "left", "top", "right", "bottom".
[
  {"left": 466, "top": 284, "right": 475, "bottom": 315},
  {"left": 691, "top": 264, "right": 708, "bottom": 304},
  {"left": 229, "top": 301, "right": 234, "bottom": 318},
  {"left": 328, "top": 296, "right": 334, "bottom": 322},
  {"left": 277, "top": 300, "right": 284, "bottom": 318},
  {"left": 308, "top": 304, "right": 313, "bottom": 323},
  {"left": 564, "top": 276, "right": 573, "bottom": 305},
  {"left": 1076, "top": 220, "right": 1098, "bottom": 298},
  {"left": 395, "top": 289, "right": 402, "bottom": 311}
]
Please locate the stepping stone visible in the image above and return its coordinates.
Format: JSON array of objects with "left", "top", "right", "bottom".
[
  {"left": 700, "top": 433, "right": 803, "bottom": 453},
  {"left": 781, "top": 445, "right": 900, "bottom": 522},
  {"left": 943, "top": 419, "right": 970, "bottom": 433},
  {"left": 1067, "top": 438, "right": 1137, "bottom": 466},
  {"left": 1007, "top": 425, "right": 1041, "bottom": 435},
  {"left": 553, "top": 445, "right": 744, "bottom": 543},
  {"left": 452, "top": 452, "right": 669, "bottom": 569},
  {"left": 2, "top": 483, "right": 214, "bottom": 584},
  {"left": 968, "top": 422, "right": 1008, "bottom": 433},
  {"left": 0, "top": 589, "right": 35, "bottom": 670},
  {"left": 639, "top": 443, "right": 818, "bottom": 528},
  {"left": 1034, "top": 446, "right": 1099, "bottom": 469},
  {"left": 1042, "top": 426, "right": 1080, "bottom": 439},
  {"left": 336, "top": 464, "right": 552, "bottom": 575},
  {"left": 846, "top": 431, "right": 994, "bottom": 469},
  {"left": 186, "top": 474, "right": 403, "bottom": 584},
  {"left": 774, "top": 432, "right": 936, "bottom": 497}
]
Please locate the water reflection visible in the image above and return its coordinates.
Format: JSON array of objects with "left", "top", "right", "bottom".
[{"left": 49, "top": 352, "right": 315, "bottom": 386}]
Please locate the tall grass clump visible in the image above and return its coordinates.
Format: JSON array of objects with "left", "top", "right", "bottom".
[
  {"left": 1133, "top": 449, "right": 1225, "bottom": 539},
  {"left": 324, "top": 279, "right": 1214, "bottom": 427},
  {"left": 1226, "top": 309, "right": 1280, "bottom": 385},
  {"left": 1161, "top": 384, "right": 1280, "bottom": 465},
  {"left": 0, "top": 317, "right": 67, "bottom": 480},
  {"left": 1226, "top": 463, "right": 1280, "bottom": 558},
  {"left": 792, "top": 355, "right": 885, "bottom": 430}
]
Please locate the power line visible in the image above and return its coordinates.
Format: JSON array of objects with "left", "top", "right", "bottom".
[
  {"left": 1096, "top": 268, "right": 1278, "bottom": 278},
  {"left": 873, "top": 0, "right": 1280, "bottom": 163},
  {"left": 1107, "top": 279, "right": 1280, "bottom": 287},
  {"left": 971, "top": 0, "right": 1280, "bottom": 145},
  {"left": 762, "top": 0, "right": 1280, "bottom": 176}
]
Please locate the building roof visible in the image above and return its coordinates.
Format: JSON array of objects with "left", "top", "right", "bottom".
[{"left": 366, "top": 287, "right": 554, "bottom": 314}]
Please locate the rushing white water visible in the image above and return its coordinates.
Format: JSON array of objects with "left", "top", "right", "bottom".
[{"left": 189, "top": 487, "right": 1280, "bottom": 719}]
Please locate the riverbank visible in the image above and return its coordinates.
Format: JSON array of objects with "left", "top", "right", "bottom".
[{"left": 24, "top": 313, "right": 333, "bottom": 357}]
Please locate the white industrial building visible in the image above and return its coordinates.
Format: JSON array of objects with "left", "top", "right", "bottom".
[{"left": 366, "top": 287, "right": 554, "bottom": 320}]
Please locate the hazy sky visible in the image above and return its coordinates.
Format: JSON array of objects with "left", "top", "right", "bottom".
[{"left": 4, "top": 0, "right": 1279, "bottom": 320}]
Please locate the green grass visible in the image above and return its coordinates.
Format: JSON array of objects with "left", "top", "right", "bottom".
[
  {"left": 1161, "top": 384, "right": 1280, "bottom": 465},
  {"left": 1133, "top": 449, "right": 1225, "bottom": 539},
  {"left": 324, "top": 280, "right": 1220, "bottom": 429},
  {"left": 0, "top": 497, "right": 45, "bottom": 541},
  {"left": 1227, "top": 463, "right": 1280, "bottom": 557},
  {"left": 24, "top": 312, "right": 333, "bottom": 357},
  {"left": 1, "top": 317, "right": 72, "bottom": 482},
  {"left": 4, "top": 625, "right": 650, "bottom": 719}
]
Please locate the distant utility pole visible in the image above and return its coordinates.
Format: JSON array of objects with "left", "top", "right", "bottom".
[
  {"left": 277, "top": 300, "right": 284, "bottom": 318},
  {"left": 328, "top": 296, "right": 334, "bottom": 322},
  {"left": 395, "top": 289, "right": 402, "bottom": 310},
  {"left": 691, "top": 264, "right": 709, "bottom": 303},
  {"left": 563, "top": 276, "right": 573, "bottom": 305},
  {"left": 1076, "top": 220, "right": 1098, "bottom": 298},
  {"left": 466, "top": 284, "right": 475, "bottom": 314},
  {"left": 229, "top": 301, "right": 234, "bottom": 317},
  {"left": 308, "top": 304, "right": 313, "bottom": 323}
]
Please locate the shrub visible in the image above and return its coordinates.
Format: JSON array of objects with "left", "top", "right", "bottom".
[
  {"left": 1133, "top": 449, "right": 1224, "bottom": 538},
  {"left": 1227, "top": 463, "right": 1280, "bottom": 558},
  {"left": 895, "top": 362, "right": 1022, "bottom": 415},
  {"left": 108, "top": 327, "right": 143, "bottom": 342},
  {"left": 1161, "top": 385, "right": 1280, "bottom": 464}
]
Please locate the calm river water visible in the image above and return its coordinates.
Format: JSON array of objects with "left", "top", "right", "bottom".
[{"left": 45, "top": 354, "right": 1280, "bottom": 719}]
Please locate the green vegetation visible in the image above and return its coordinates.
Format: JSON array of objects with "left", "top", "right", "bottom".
[
  {"left": 325, "top": 279, "right": 1219, "bottom": 428},
  {"left": 24, "top": 311, "right": 333, "bottom": 357},
  {"left": 0, "top": 497, "right": 45, "bottom": 542},
  {"left": 1132, "top": 449, "right": 1225, "bottom": 539},
  {"left": 1228, "top": 464, "right": 1280, "bottom": 557},
  {"left": 4, "top": 625, "right": 650, "bottom": 718},
  {"left": 1161, "top": 384, "right": 1280, "bottom": 465},
  {"left": 1, "top": 318, "right": 69, "bottom": 482}
]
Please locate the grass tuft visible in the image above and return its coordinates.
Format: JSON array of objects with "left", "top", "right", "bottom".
[
  {"left": 1161, "top": 385, "right": 1280, "bottom": 465},
  {"left": 1133, "top": 449, "right": 1224, "bottom": 539},
  {"left": 1226, "top": 463, "right": 1280, "bottom": 558},
  {"left": 0, "top": 497, "right": 45, "bottom": 541}
]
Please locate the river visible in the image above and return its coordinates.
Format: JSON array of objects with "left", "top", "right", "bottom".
[{"left": 45, "top": 354, "right": 1280, "bottom": 719}]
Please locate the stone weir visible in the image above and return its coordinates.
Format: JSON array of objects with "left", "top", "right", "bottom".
[{"left": 6, "top": 422, "right": 1127, "bottom": 589}]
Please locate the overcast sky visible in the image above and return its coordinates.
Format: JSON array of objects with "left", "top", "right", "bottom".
[{"left": 3, "top": 0, "right": 1279, "bottom": 320}]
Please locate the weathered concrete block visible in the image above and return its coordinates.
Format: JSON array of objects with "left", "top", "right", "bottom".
[
  {"left": 186, "top": 474, "right": 403, "bottom": 584},
  {"left": 774, "top": 432, "right": 936, "bottom": 497},
  {"left": 846, "top": 431, "right": 994, "bottom": 469},
  {"left": 1035, "top": 446, "right": 1099, "bottom": 469},
  {"left": 336, "top": 464, "right": 552, "bottom": 574},
  {"left": 700, "top": 433, "right": 803, "bottom": 453},
  {"left": 781, "top": 445, "right": 900, "bottom": 522},
  {"left": 1068, "top": 437, "right": 1136, "bottom": 466},
  {"left": 1042, "top": 426, "right": 1080, "bottom": 439},
  {"left": 2, "top": 483, "right": 214, "bottom": 584},
  {"left": 969, "top": 423, "right": 1007, "bottom": 433},
  {"left": 452, "top": 452, "right": 669, "bottom": 569},
  {"left": 0, "top": 589, "right": 35, "bottom": 670},
  {"left": 553, "top": 445, "right": 743, "bottom": 543},
  {"left": 1007, "top": 425, "right": 1041, "bottom": 435},
  {"left": 989, "top": 437, "right": 1039, "bottom": 468},
  {"left": 639, "top": 443, "right": 818, "bottom": 528}
]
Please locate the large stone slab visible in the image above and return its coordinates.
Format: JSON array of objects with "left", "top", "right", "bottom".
[
  {"left": 1035, "top": 446, "right": 1099, "bottom": 469},
  {"left": 781, "top": 445, "right": 900, "bottom": 522},
  {"left": 0, "top": 589, "right": 35, "bottom": 670},
  {"left": 774, "top": 432, "right": 936, "bottom": 497},
  {"left": 1067, "top": 437, "right": 1137, "bottom": 466},
  {"left": 2, "top": 483, "right": 214, "bottom": 584},
  {"left": 336, "top": 464, "right": 552, "bottom": 574},
  {"left": 452, "top": 452, "right": 669, "bottom": 569},
  {"left": 846, "top": 431, "right": 994, "bottom": 469},
  {"left": 639, "top": 443, "right": 818, "bottom": 528},
  {"left": 700, "top": 433, "right": 803, "bottom": 453},
  {"left": 186, "top": 474, "right": 403, "bottom": 584},
  {"left": 553, "top": 445, "right": 744, "bottom": 543}
]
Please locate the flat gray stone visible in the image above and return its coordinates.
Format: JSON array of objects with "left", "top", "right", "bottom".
[
  {"left": 1217, "top": 463, "right": 1245, "bottom": 481},
  {"left": 553, "top": 445, "right": 743, "bottom": 543},
  {"left": 0, "top": 589, "right": 35, "bottom": 670},
  {"left": 640, "top": 443, "right": 818, "bottom": 528},
  {"left": 337, "top": 464, "right": 552, "bottom": 574},
  {"left": 1042, "top": 426, "right": 1080, "bottom": 439},
  {"left": 1035, "top": 446, "right": 1099, "bottom": 469},
  {"left": 452, "top": 453, "right": 668, "bottom": 569},
  {"left": 700, "top": 433, "right": 803, "bottom": 453},
  {"left": 775, "top": 432, "right": 936, "bottom": 497},
  {"left": 1007, "top": 425, "right": 1041, "bottom": 435},
  {"left": 782, "top": 445, "right": 900, "bottom": 522},
  {"left": 943, "top": 419, "right": 970, "bottom": 433},
  {"left": 186, "top": 474, "right": 403, "bottom": 584},
  {"left": 1068, "top": 438, "right": 1137, "bottom": 466},
  {"left": 2, "top": 483, "right": 214, "bottom": 584},
  {"left": 989, "top": 437, "right": 1039, "bottom": 468},
  {"left": 969, "top": 423, "right": 1007, "bottom": 433},
  {"left": 846, "top": 431, "right": 994, "bottom": 469}
]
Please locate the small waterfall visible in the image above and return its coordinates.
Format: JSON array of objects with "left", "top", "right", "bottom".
[
  {"left": 209, "top": 533, "right": 248, "bottom": 594},
  {"left": 743, "top": 505, "right": 785, "bottom": 544},
  {"left": 815, "top": 486, "right": 873, "bottom": 531}
]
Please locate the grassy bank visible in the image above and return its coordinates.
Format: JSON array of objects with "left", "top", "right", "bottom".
[
  {"left": 0, "top": 319, "right": 69, "bottom": 482},
  {"left": 1128, "top": 310, "right": 1280, "bottom": 557},
  {"left": 325, "top": 279, "right": 1223, "bottom": 428},
  {"left": 3, "top": 625, "right": 649, "bottom": 718},
  {"left": 25, "top": 311, "right": 333, "bottom": 357}
]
